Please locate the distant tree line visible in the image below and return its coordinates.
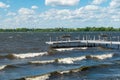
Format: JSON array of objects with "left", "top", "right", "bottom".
[{"left": 0, "top": 27, "right": 120, "bottom": 32}]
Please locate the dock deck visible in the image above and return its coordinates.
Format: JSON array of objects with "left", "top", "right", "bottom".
[
  {"left": 46, "top": 35, "right": 120, "bottom": 49},
  {"left": 46, "top": 40, "right": 120, "bottom": 45}
]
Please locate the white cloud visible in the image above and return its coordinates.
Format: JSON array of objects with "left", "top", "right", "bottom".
[
  {"left": 7, "top": 12, "right": 16, "bottom": 16},
  {"left": 39, "top": 5, "right": 101, "bottom": 21},
  {"left": 92, "top": 0, "right": 106, "bottom": 5},
  {"left": 0, "top": 2, "right": 10, "bottom": 8},
  {"left": 84, "top": 5, "right": 99, "bottom": 10},
  {"left": 39, "top": 9, "right": 72, "bottom": 20},
  {"left": 18, "top": 8, "right": 35, "bottom": 15},
  {"left": 0, "top": 0, "right": 120, "bottom": 28},
  {"left": 111, "top": 14, "right": 120, "bottom": 22},
  {"left": 31, "top": 6, "right": 38, "bottom": 9},
  {"left": 45, "top": 0, "right": 80, "bottom": 6},
  {"left": 110, "top": 0, "right": 120, "bottom": 8}
]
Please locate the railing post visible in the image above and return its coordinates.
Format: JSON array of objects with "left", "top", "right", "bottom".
[
  {"left": 118, "top": 45, "right": 119, "bottom": 49},
  {"left": 118, "top": 36, "right": 119, "bottom": 42},
  {"left": 50, "top": 36, "right": 52, "bottom": 42},
  {"left": 86, "top": 35, "right": 87, "bottom": 40},
  {"left": 110, "top": 41, "right": 112, "bottom": 48},
  {"left": 56, "top": 37, "right": 58, "bottom": 41},
  {"left": 99, "top": 35, "right": 100, "bottom": 40},
  {"left": 83, "top": 36, "right": 85, "bottom": 40},
  {"left": 93, "top": 36, "right": 95, "bottom": 40}
]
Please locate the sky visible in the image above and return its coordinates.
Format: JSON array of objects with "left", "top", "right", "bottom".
[{"left": 0, "top": 0, "right": 120, "bottom": 29}]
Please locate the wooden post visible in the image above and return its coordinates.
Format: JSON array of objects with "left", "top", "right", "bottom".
[
  {"left": 110, "top": 41, "right": 112, "bottom": 48},
  {"left": 86, "top": 41, "right": 88, "bottom": 47},
  {"left": 50, "top": 36, "right": 52, "bottom": 42},
  {"left": 110, "top": 36, "right": 112, "bottom": 41},
  {"left": 118, "top": 36, "right": 119, "bottom": 42},
  {"left": 99, "top": 35, "right": 100, "bottom": 40},
  {"left": 83, "top": 36, "right": 85, "bottom": 40},
  {"left": 93, "top": 36, "right": 95, "bottom": 40},
  {"left": 86, "top": 35, "right": 87, "bottom": 40},
  {"left": 56, "top": 37, "right": 58, "bottom": 41},
  {"left": 106, "top": 44, "right": 108, "bottom": 48},
  {"left": 118, "top": 45, "right": 119, "bottom": 49}
]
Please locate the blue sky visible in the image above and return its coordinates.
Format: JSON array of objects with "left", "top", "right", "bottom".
[{"left": 0, "top": 0, "right": 119, "bottom": 28}]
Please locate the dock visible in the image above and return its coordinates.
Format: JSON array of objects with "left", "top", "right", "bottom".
[
  {"left": 46, "top": 35, "right": 120, "bottom": 49},
  {"left": 46, "top": 40, "right": 120, "bottom": 45}
]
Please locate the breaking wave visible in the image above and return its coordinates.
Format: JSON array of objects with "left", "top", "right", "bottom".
[
  {"left": 0, "top": 64, "right": 19, "bottom": 70},
  {"left": 0, "top": 65, "right": 6, "bottom": 70},
  {"left": 0, "top": 52, "right": 48, "bottom": 59},
  {"left": 29, "top": 60, "right": 54, "bottom": 64},
  {"left": 55, "top": 47, "right": 88, "bottom": 51},
  {"left": 19, "top": 74, "right": 50, "bottom": 80},
  {"left": 0, "top": 53, "right": 114, "bottom": 71},
  {"left": 29, "top": 56, "right": 86, "bottom": 65},
  {"left": 56, "top": 56, "right": 86, "bottom": 64},
  {"left": 86, "top": 53, "right": 114, "bottom": 60},
  {"left": 29, "top": 53, "right": 114, "bottom": 65},
  {"left": 16, "top": 63, "right": 113, "bottom": 80}
]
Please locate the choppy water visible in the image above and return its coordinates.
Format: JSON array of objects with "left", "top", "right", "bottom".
[{"left": 0, "top": 32, "right": 120, "bottom": 80}]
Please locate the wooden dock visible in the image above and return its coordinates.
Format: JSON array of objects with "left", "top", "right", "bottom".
[
  {"left": 46, "top": 40, "right": 120, "bottom": 45},
  {"left": 46, "top": 35, "right": 120, "bottom": 49}
]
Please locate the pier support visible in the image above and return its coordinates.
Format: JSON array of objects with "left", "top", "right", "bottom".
[
  {"left": 106, "top": 44, "right": 108, "bottom": 47},
  {"left": 118, "top": 45, "right": 119, "bottom": 49}
]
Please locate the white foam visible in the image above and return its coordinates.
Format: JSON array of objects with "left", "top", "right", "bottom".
[
  {"left": 29, "top": 56, "right": 86, "bottom": 65},
  {"left": 59, "top": 70, "right": 70, "bottom": 74},
  {"left": 0, "top": 65, "right": 6, "bottom": 70},
  {"left": 26, "top": 74, "right": 50, "bottom": 80},
  {"left": 13, "top": 52, "right": 48, "bottom": 59},
  {"left": 55, "top": 47, "right": 88, "bottom": 51},
  {"left": 80, "top": 47, "right": 88, "bottom": 50},
  {"left": 55, "top": 48, "right": 74, "bottom": 51},
  {"left": 90, "top": 53, "right": 113, "bottom": 60},
  {"left": 57, "top": 56, "right": 86, "bottom": 64},
  {"left": 29, "top": 60, "right": 54, "bottom": 64}
]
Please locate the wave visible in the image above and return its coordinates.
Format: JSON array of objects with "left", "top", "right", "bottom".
[
  {"left": 0, "top": 65, "right": 6, "bottom": 70},
  {"left": 30, "top": 53, "right": 114, "bottom": 65},
  {"left": 29, "top": 60, "right": 54, "bottom": 64},
  {"left": 13, "top": 52, "right": 48, "bottom": 59},
  {"left": 56, "top": 56, "right": 86, "bottom": 64},
  {"left": 18, "top": 74, "right": 50, "bottom": 80},
  {"left": 29, "top": 53, "right": 114, "bottom": 65},
  {"left": 55, "top": 47, "right": 88, "bottom": 51},
  {"left": 0, "top": 64, "right": 19, "bottom": 70},
  {"left": 55, "top": 48, "right": 74, "bottom": 51},
  {"left": 16, "top": 63, "right": 113, "bottom": 80},
  {"left": 0, "top": 52, "right": 48, "bottom": 59},
  {"left": 29, "top": 56, "right": 86, "bottom": 65},
  {"left": 86, "top": 53, "right": 114, "bottom": 60}
]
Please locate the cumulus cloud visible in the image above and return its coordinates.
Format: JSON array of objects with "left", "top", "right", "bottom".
[
  {"left": 111, "top": 15, "right": 120, "bottom": 21},
  {"left": 40, "top": 9, "right": 72, "bottom": 20},
  {"left": 110, "top": 0, "right": 120, "bottom": 8},
  {"left": 31, "top": 6, "right": 38, "bottom": 9},
  {"left": 0, "top": 0, "right": 120, "bottom": 28},
  {"left": 39, "top": 5, "right": 101, "bottom": 21},
  {"left": 0, "top": 2, "right": 10, "bottom": 8},
  {"left": 7, "top": 12, "right": 16, "bottom": 16},
  {"left": 92, "top": 0, "right": 106, "bottom": 5},
  {"left": 18, "top": 8, "right": 35, "bottom": 15},
  {"left": 84, "top": 5, "right": 99, "bottom": 10},
  {"left": 45, "top": 0, "right": 80, "bottom": 6}
]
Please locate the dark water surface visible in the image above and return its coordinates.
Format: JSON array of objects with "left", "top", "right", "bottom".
[{"left": 0, "top": 32, "right": 120, "bottom": 80}]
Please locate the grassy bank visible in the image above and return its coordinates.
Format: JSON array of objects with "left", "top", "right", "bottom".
[{"left": 0, "top": 27, "right": 120, "bottom": 32}]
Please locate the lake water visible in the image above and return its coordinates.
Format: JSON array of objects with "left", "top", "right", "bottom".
[{"left": 0, "top": 32, "right": 120, "bottom": 80}]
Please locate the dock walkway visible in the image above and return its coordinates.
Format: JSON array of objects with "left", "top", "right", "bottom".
[
  {"left": 46, "top": 35, "right": 120, "bottom": 49},
  {"left": 46, "top": 40, "right": 120, "bottom": 45}
]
